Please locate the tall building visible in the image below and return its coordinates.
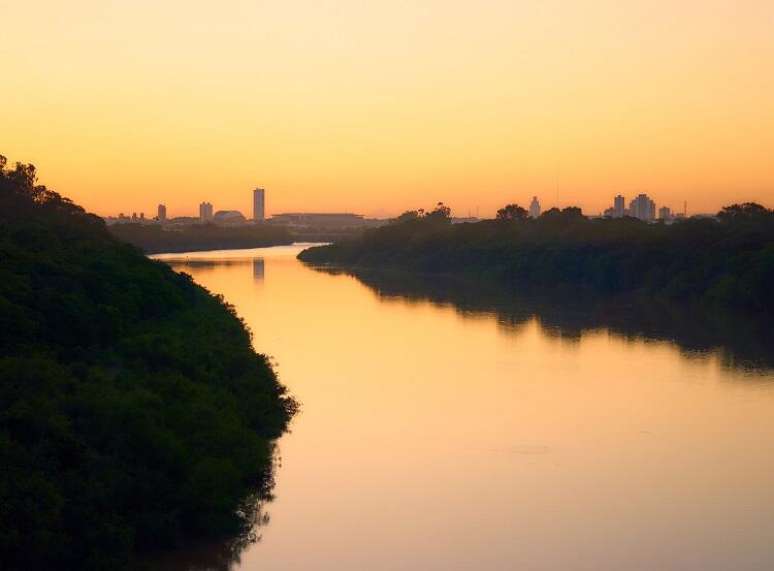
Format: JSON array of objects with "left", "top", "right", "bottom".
[
  {"left": 157, "top": 204, "right": 167, "bottom": 222},
  {"left": 614, "top": 195, "right": 626, "bottom": 218},
  {"left": 529, "top": 196, "right": 541, "bottom": 218},
  {"left": 199, "top": 201, "right": 213, "bottom": 222},
  {"left": 658, "top": 206, "right": 672, "bottom": 221},
  {"left": 253, "top": 188, "right": 265, "bottom": 222},
  {"left": 629, "top": 194, "right": 656, "bottom": 222}
]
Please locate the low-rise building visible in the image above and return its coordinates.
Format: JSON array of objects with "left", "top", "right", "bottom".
[
  {"left": 213, "top": 210, "right": 247, "bottom": 224},
  {"left": 269, "top": 212, "right": 366, "bottom": 228}
]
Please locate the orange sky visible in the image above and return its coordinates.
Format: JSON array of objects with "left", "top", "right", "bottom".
[{"left": 3, "top": 0, "right": 773, "bottom": 218}]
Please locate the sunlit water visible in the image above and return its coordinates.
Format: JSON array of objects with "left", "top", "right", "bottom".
[{"left": 155, "top": 244, "right": 774, "bottom": 571}]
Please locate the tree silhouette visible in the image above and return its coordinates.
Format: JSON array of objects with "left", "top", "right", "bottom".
[{"left": 496, "top": 203, "right": 527, "bottom": 221}]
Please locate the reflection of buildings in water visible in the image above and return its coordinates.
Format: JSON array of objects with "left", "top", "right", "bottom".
[{"left": 253, "top": 258, "right": 265, "bottom": 281}]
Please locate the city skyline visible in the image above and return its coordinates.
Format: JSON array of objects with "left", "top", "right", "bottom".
[
  {"left": 5, "top": 3, "right": 774, "bottom": 569},
  {"left": 66, "top": 190, "right": 772, "bottom": 220},
  {"left": 3, "top": 1, "right": 773, "bottom": 218},
  {"left": 105, "top": 188, "right": 698, "bottom": 222}
]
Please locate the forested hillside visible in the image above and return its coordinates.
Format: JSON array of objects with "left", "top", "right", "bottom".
[{"left": 0, "top": 157, "right": 296, "bottom": 569}]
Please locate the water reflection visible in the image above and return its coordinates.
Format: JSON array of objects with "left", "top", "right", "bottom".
[
  {"left": 155, "top": 247, "right": 774, "bottom": 571},
  {"left": 162, "top": 258, "right": 266, "bottom": 282},
  {"left": 311, "top": 267, "right": 774, "bottom": 372},
  {"left": 146, "top": 454, "right": 278, "bottom": 571},
  {"left": 165, "top": 259, "right": 253, "bottom": 272},
  {"left": 252, "top": 259, "right": 265, "bottom": 281}
]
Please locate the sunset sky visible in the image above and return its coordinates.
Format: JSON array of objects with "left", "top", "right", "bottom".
[{"left": 3, "top": 0, "right": 773, "bottom": 218}]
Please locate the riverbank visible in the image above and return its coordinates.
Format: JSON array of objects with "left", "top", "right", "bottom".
[
  {"left": 0, "top": 159, "right": 296, "bottom": 569},
  {"left": 146, "top": 244, "right": 774, "bottom": 570},
  {"left": 298, "top": 205, "right": 774, "bottom": 315},
  {"left": 109, "top": 222, "right": 294, "bottom": 254}
]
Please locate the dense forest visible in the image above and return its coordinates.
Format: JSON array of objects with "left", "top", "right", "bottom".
[
  {"left": 299, "top": 202, "right": 774, "bottom": 314},
  {"left": 109, "top": 222, "right": 293, "bottom": 254},
  {"left": 0, "top": 157, "right": 296, "bottom": 569}
]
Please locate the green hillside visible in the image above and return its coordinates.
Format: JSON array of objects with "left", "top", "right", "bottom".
[{"left": 0, "top": 157, "right": 296, "bottom": 569}]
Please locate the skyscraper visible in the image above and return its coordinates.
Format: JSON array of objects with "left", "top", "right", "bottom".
[
  {"left": 628, "top": 194, "right": 656, "bottom": 221},
  {"left": 529, "top": 196, "right": 541, "bottom": 218},
  {"left": 253, "top": 188, "right": 265, "bottom": 222},
  {"left": 157, "top": 204, "right": 167, "bottom": 222},
  {"left": 199, "top": 202, "right": 213, "bottom": 221},
  {"left": 614, "top": 195, "right": 625, "bottom": 218}
]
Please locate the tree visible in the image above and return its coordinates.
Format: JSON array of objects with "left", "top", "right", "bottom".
[
  {"left": 561, "top": 206, "right": 584, "bottom": 220},
  {"left": 538, "top": 207, "right": 585, "bottom": 222},
  {"left": 426, "top": 202, "right": 452, "bottom": 223},
  {"left": 718, "top": 203, "right": 771, "bottom": 224},
  {"left": 0, "top": 156, "right": 296, "bottom": 568},
  {"left": 394, "top": 210, "right": 423, "bottom": 223},
  {"left": 8, "top": 161, "right": 37, "bottom": 188},
  {"left": 496, "top": 204, "right": 527, "bottom": 221}
]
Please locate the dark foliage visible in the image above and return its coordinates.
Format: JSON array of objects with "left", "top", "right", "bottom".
[
  {"left": 109, "top": 223, "right": 293, "bottom": 254},
  {"left": 495, "top": 204, "right": 527, "bottom": 221},
  {"left": 299, "top": 202, "right": 774, "bottom": 314},
  {"left": 0, "top": 157, "right": 296, "bottom": 569}
]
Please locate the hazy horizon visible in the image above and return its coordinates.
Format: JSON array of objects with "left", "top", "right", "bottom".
[{"left": 4, "top": 0, "right": 773, "bottom": 218}]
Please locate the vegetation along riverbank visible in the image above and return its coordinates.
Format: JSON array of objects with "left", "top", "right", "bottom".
[
  {"left": 298, "top": 202, "right": 774, "bottom": 315},
  {"left": 0, "top": 157, "right": 297, "bottom": 569},
  {"left": 109, "top": 222, "right": 294, "bottom": 254}
]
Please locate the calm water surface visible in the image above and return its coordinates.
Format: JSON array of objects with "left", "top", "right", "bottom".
[{"left": 157, "top": 244, "right": 774, "bottom": 571}]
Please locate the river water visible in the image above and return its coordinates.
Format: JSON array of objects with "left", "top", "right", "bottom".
[{"left": 156, "top": 244, "right": 774, "bottom": 571}]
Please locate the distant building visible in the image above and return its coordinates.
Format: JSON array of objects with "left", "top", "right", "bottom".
[
  {"left": 167, "top": 216, "right": 200, "bottom": 225},
  {"left": 199, "top": 202, "right": 213, "bottom": 222},
  {"left": 658, "top": 206, "right": 672, "bottom": 221},
  {"left": 253, "top": 188, "right": 265, "bottom": 222},
  {"left": 604, "top": 195, "right": 628, "bottom": 218},
  {"left": 108, "top": 211, "right": 154, "bottom": 225},
  {"left": 270, "top": 212, "right": 365, "bottom": 228},
  {"left": 529, "top": 196, "right": 541, "bottom": 219},
  {"left": 614, "top": 195, "right": 626, "bottom": 218},
  {"left": 157, "top": 204, "right": 167, "bottom": 222},
  {"left": 213, "top": 210, "right": 246, "bottom": 224},
  {"left": 629, "top": 194, "right": 656, "bottom": 222},
  {"left": 103, "top": 213, "right": 132, "bottom": 225}
]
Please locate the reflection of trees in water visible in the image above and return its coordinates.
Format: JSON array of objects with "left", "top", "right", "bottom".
[
  {"left": 146, "top": 448, "right": 280, "bottom": 571},
  {"left": 165, "top": 259, "right": 252, "bottom": 272},
  {"left": 166, "top": 258, "right": 253, "bottom": 271},
  {"left": 164, "top": 258, "right": 266, "bottom": 282},
  {"left": 316, "top": 267, "right": 774, "bottom": 373}
]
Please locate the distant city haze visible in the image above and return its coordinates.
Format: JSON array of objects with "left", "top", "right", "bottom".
[{"left": 3, "top": 1, "right": 773, "bottom": 217}]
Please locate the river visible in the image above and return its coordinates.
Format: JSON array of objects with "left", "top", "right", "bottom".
[{"left": 155, "top": 244, "right": 774, "bottom": 571}]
